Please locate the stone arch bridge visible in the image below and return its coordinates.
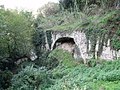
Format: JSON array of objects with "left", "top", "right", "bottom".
[
  {"left": 50, "top": 30, "right": 89, "bottom": 62},
  {"left": 45, "top": 30, "right": 120, "bottom": 61}
]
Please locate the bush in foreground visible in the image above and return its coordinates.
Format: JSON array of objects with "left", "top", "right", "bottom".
[{"left": 9, "top": 65, "right": 53, "bottom": 90}]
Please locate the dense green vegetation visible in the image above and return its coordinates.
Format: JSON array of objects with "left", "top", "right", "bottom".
[
  {"left": 0, "top": 7, "right": 34, "bottom": 89},
  {"left": 48, "top": 60, "right": 120, "bottom": 89},
  {"left": 8, "top": 49, "right": 120, "bottom": 90},
  {"left": 0, "top": 0, "right": 120, "bottom": 90}
]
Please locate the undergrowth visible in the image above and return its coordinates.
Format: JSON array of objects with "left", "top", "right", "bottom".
[
  {"left": 10, "top": 49, "right": 120, "bottom": 90},
  {"left": 49, "top": 49, "right": 77, "bottom": 67},
  {"left": 8, "top": 8, "right": 120, "bottom": 90},
  {"left": 47, "top": 60, "right": 120, "bottom": 90}
]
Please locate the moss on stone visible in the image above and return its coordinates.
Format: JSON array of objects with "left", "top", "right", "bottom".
[{"left": 49, "top": 49, "right": 77, "bottom": 67}]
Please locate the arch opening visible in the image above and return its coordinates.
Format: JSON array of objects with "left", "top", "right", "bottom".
[
  {"left": 52, "top": 37, "right": 81, "bottom": 60},
  {"left": 53, "top": 37, "right": 75, "bottom": 53}
]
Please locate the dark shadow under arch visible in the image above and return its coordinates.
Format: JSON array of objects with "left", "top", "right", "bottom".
[
  {"left": 53, "top": 37, "right": 75, "bottom": 50},
  {"left": 52, "top": 37, "right": 82, "bottom": 60}
]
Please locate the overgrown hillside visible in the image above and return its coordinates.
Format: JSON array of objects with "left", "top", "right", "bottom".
[
  {"left": 0, "top": 0, "right": 120, "bottom": 90},
  {"left": 9, "top": 49, "right": 120, "bottom": 90}
]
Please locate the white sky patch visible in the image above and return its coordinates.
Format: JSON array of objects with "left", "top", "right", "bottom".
[{"left": 0, "top": 0, "right": 59, "bottom": 13}]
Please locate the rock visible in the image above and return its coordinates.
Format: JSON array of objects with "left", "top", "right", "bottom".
[{"left": 46, "top": 30, "right": 120, "bottom": 61}]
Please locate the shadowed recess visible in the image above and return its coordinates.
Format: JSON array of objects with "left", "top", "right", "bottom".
[{"left": 53, "top": 37, "right": 75, "bottom": 50}]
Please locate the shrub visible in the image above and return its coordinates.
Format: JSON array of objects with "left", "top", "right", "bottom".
[
  {"left": 97, "top": 70, "right": 120, "bottom": 81},
  {"left": 0, "top": 70, "right": 13, "bottom": 89},
  {"left": 10, "top": 65, "right": 53, "bottom": 90},
  {"left": 34, "top": 51, "right": 59, "bottom": 70},
  {"left": 49, "top": 49, "right": 77, "bottom": 67}
]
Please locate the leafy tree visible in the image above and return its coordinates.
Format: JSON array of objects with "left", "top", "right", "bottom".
[
  {"left": 0, "top": 8, "right": 35, "bottom": 89},
  {"left": 10, "top": 65, "right": 53, "bottom": 90},
  {"left": 59, "top": 0, "right": 120, "bottom": 11},
  {"left": 37, "top": 2, "right": 60, "bottom": 17},
  {"left": 0, "top": 8, "right": 34, "bottom": 70}
]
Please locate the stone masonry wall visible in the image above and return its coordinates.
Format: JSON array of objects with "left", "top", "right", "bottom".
[{"left": 50, "top": 30, "right": 120, "bottom": 61}]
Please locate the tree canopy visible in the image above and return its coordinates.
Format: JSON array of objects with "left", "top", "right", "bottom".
[{"left": 0, "top": 8, "right": 34, "bottom": 70}]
